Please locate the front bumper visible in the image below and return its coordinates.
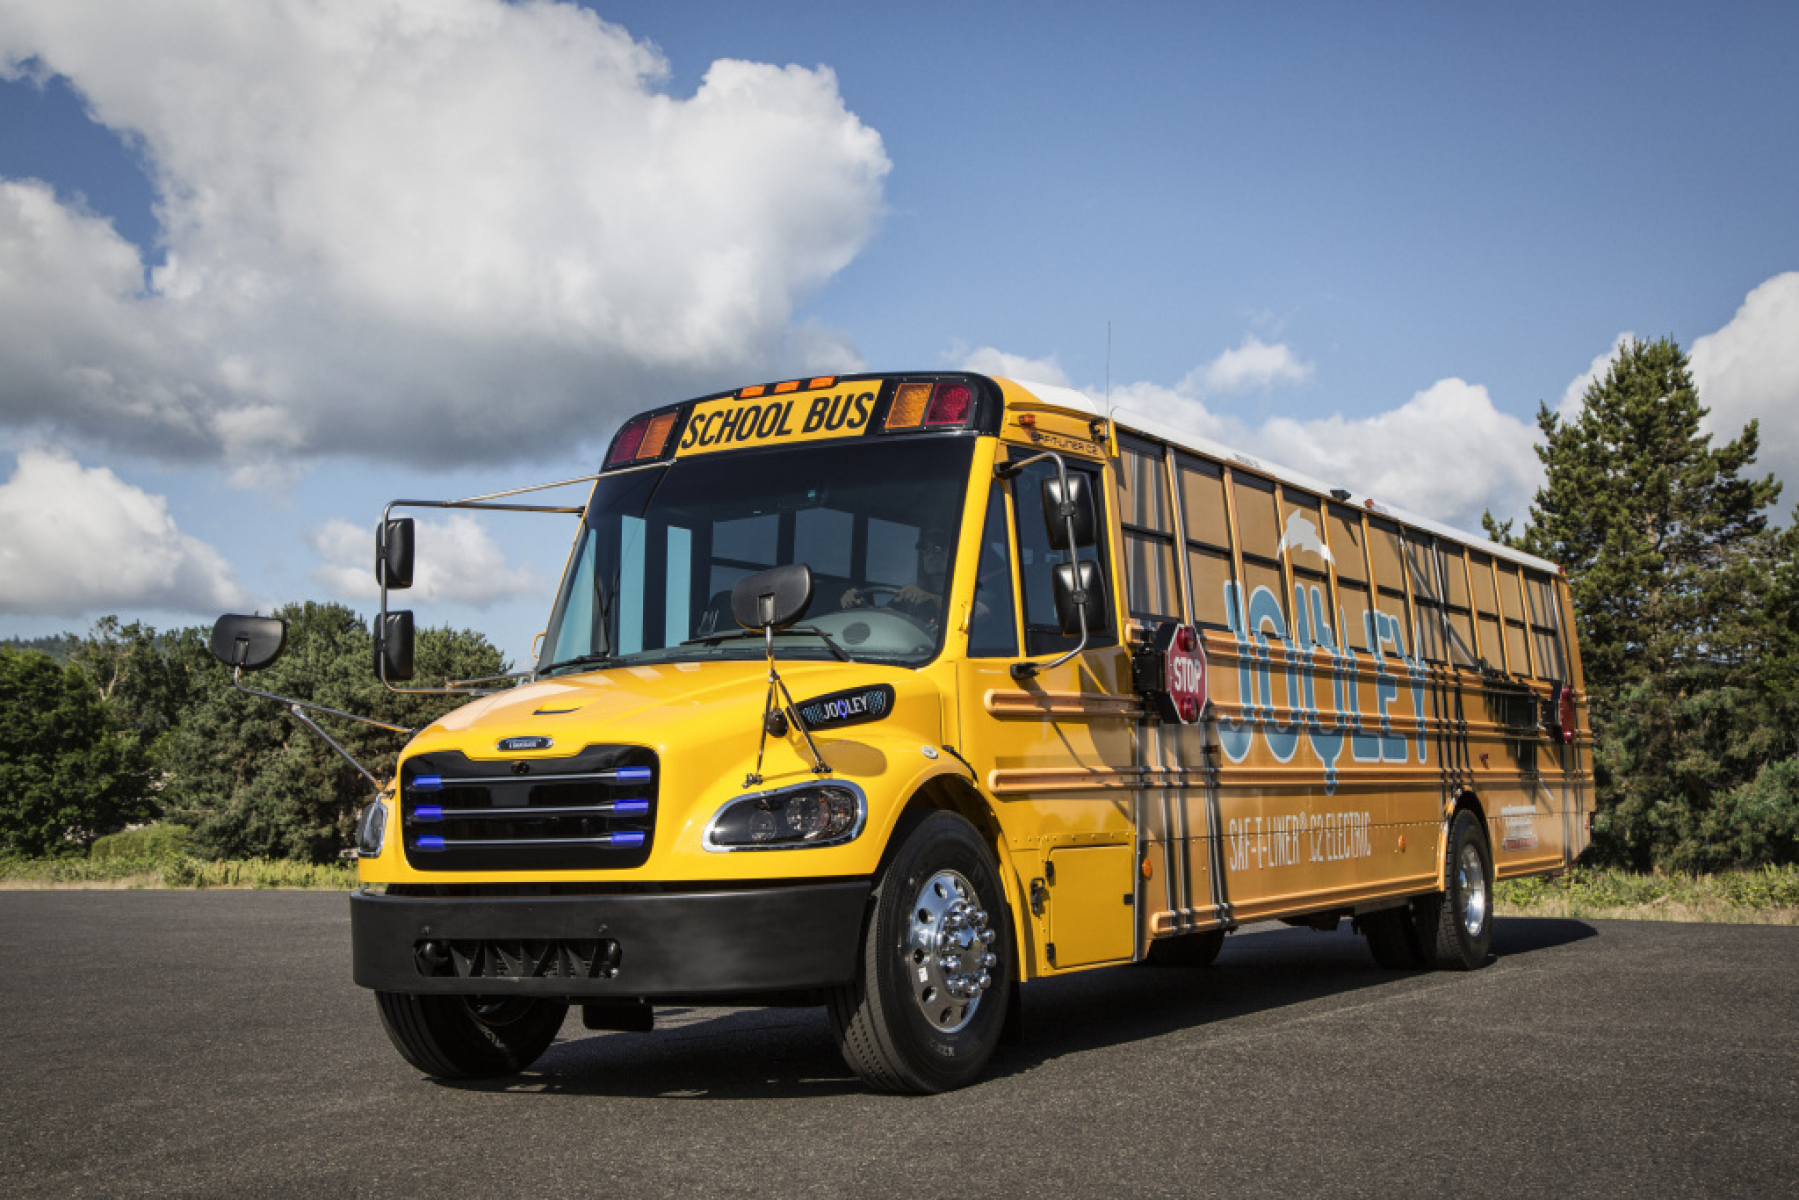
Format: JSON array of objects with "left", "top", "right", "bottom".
[{"left": 349, "top": 881, "right": 871, "bottom": 998}]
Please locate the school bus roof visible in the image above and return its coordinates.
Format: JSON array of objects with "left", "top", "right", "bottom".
[{"left": 995, "top": 375, "right": 1562, "bottom": 577}]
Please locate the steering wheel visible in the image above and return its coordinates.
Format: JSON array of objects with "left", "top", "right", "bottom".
[{"left": 812, "top": 602, "right": 936, "bottom": 655}]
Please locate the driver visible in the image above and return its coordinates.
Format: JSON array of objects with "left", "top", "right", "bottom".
[{"left": 841, "top": 529, "right": 949, "bottom": 622}]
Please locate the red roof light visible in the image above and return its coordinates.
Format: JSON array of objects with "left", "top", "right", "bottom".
[
  {"left": 924, "top": 382, "right": 973, "bottom": 426},
  {"left": 607, "top": 417, "right": 647, "bottom": 466}
]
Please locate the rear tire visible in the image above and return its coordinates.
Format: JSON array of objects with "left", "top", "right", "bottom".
[
  {"left": 1412, "top": 809, "right": 1495, "bottom": 970},
  {"left": 1144, "top": 929, "right": 1225, "bottom": 967},
  {"left": 375, "top": 992, "right": 568, "bottom": 1079},
  {"left": 827, "top": 811, "right": 1012, "bottom": 1094},
  {"left": 1360, "top": 906, "right": 1427, "bottom": 969}
]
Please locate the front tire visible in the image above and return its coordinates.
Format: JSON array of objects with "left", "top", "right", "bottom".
[
  {"left": 828, "top": 811, "right": 1012, "bottom": 1093},
  {"left": 1412, "top": 809, "right": 1495, "bottom": 970},
  {"left": 375, "top": 992, "right": 568, "bottom": 1079}
]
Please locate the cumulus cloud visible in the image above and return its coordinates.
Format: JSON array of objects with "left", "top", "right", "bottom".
[
  {"left": 1692, "top": 271, "right": 1799, "bottom": 498},
  {"left": 954, "top": 347, "right": 1072, "bottom": 388},
  {"left": 307, "top": 514, "right": 541, "bottom": 608},
  {"left": 1249, "top": 380, "right": 1540, "bottom": 529},
  {"left": 0, "top": 449, "right": 251, "bottom": 615},
  {"left": 974, "top": 335, "right": 1539, "bottom": 531},
  {"left": 1180, "top": 335, "right": 1314, "bottom": 396},
  {"left": 0, "top": 0, "right": 888, "bottom": 472}
]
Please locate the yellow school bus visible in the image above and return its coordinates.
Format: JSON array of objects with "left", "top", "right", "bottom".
[{"left": 307, "top": 371, "right": 1590, "bottom": 1093}]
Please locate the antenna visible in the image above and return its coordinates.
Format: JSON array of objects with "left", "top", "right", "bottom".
[{"left": 1106, "top": 320, "right": 1111, "bottom": 407}]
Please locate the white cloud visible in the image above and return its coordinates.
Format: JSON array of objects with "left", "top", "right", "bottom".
[
  {"left": 0, "top": 0, "right": 889, "bottom": 472},
  {"left": 307, "top": 514, "right": 540, "bottom": 608},
  {"left": 976, "top": 335, "right": 1539, "bottom": 532},
  {"left": 1249, "top": 379, "right": 1540, "bottom": 530},
  {"left": 955, "top": 347, "right": 1072, "bottom": 388},
  {"left": 1692, "top": 271, "right": 1799, "bottom": 500},
  {"left": 0, "top": 449, "right": 251, "bottom": 616},
  {"left": 1180, "top": 335, "right": 1314, "bottom": 396}
]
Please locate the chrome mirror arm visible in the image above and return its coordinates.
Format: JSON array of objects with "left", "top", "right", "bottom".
[{"left": 229, "top": 667, "right": 411, "bottom": 792}]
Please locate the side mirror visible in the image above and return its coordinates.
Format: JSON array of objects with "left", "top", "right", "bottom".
[
  {"left": 1051, "top": 561, "right": 1106, "bottom": 637},
  {"left": 1041, "top": 473, "right": 1097, "bottom": 549},
  {"left": 374, "top": 611, "right": 415, "bottom": 681},
  {"left": 376, "top": 517, "right": 415, "bottom": 590},
  {"left": 732, "top": 563, "right": 813, "bottom": 632},
  {"left": 209, "top": 614, "right": 287, "bottom": 671}
]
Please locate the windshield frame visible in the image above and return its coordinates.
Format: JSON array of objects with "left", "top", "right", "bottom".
[{"left": 535, "top": 434, "right": 980, "bottom": 678}]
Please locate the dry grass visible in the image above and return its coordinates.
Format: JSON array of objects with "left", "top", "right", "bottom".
[
  {"left": 1495, "top": 865, "right": 1799, "bottom": 925},
  {"left": 0, "top": 856, "right": 356, "bottom": 890}
]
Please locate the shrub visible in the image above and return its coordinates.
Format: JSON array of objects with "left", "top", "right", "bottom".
[{"left": 90, "top": 823, "right": 194, "bottom": 862}]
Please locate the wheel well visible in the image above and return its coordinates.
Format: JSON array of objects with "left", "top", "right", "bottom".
[
  {"left": 906, "top": 774, "right": 1004, "bottom": 860},
  {"left": 1438, "top": 789, "right": 1489, "bottom": 890},
  {"left": 1451, "top": 788, "right": 1488, "bottom": 836}
]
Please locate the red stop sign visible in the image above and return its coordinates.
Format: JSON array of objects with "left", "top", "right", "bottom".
[
  {"left": 1164, "top": 624, "right": 1207, "bottom": 724},
  {"left": 1134, "top": 622, "right": 1208, "bottom": 724}
]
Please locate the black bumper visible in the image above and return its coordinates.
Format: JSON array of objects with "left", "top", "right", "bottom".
[{"left": 350, "top": 881, "right": 871, "bottom": 998}]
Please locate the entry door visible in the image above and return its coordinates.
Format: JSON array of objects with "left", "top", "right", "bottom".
[{"left": 960, "top": 449, "right": 1136, "bottom": 969}]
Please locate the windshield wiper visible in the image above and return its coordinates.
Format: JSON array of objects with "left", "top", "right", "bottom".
[
  {"left": 538, "top": 651, "right": 626, "bottom": 676},
  {"left": 679, "top": 625, "right": 853, "bottom": 663}
]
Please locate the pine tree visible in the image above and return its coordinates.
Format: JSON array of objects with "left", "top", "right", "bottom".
[{"left": 1508, "top": 336, "right": 1790, "bottom": 868}]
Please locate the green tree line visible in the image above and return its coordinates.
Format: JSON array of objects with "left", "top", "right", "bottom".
[{"left": 1, "top": 603, "right": 503, "bottom": 862}]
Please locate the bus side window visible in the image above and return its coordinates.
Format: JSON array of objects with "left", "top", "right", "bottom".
[
  {"left": 967, "top": 482, "right": 1019, "bottom": 657},
  {"left": 1010, "top": 459, "right": 1117, "bottom": 656}
]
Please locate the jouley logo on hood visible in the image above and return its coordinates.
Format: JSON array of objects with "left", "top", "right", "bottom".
[{"left": 795, "top": 685, "right": 895, "bottom": 732}]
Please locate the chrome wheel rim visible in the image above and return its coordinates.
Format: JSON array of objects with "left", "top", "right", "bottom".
[
  {"left": 905, "top": 869, "right": 998, "bottom": 1033},
  {"left": 1457, "top": 842, "right": 1488, "bottom": 939}
]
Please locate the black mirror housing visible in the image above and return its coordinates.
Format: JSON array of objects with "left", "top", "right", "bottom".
[
  {"left": 1051, "top": 560, "right": 1106, "bottom": 637},
  {"left": 732, "top": 563, "right": 813, "bottom": 632},
  {"left": 375, "top": 611, "right": 415, "bottom": 681},
  {"left": 376, "top": 517, "right": 415, "bottom": 590},
  {"left": 209, "top": 614, "right": 287, "bottom": 671},
  {"left": 1041, "top": 474, "right": 1097, "bottom": 549}
]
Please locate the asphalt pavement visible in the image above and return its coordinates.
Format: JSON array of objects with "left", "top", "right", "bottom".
[{"left": 1, "top": 890, "right": 1794, "bottom": 1197}]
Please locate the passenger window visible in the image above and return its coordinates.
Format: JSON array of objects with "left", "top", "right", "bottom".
[
  {"left": 1118, "top": 437, "right": 1179, "bottom": 622},
  {"left": 967, "top": 484, "right": 1019, "bottom": 658}
]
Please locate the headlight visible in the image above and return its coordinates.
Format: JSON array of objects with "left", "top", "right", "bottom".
[
  {"left": 356, "top": 797, "right": 388, "bottom": 857},
  {"left": 703, "top": 781, "right": 867, "bottom": 852}
]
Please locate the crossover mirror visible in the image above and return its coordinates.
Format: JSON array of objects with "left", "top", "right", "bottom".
[
  {"left": 732, "top": 563, "right": 814, "bottom": 632},
  {"left": 208, "top": 614, "right": 287, "bottom": 671}
]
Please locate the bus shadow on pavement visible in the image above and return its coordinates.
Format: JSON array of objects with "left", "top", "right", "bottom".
[{"left": 438, "top": 916, "right": 1599, "bottom": 1099}]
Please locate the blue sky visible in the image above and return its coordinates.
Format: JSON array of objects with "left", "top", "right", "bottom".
[{"left": 2, "top": 1, "right": 1795, "bottom": 669}]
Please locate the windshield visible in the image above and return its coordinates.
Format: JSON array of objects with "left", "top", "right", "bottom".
[{"left": 538, "top": 436, "right": 977, "bottom": 674}]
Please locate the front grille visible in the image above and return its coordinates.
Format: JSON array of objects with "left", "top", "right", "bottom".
[
  {"left": 413, "top": 937, "right": 621, "bottom": 980},
  {"left": 400, "top": 744, "right": 657, "bottom": 872}
]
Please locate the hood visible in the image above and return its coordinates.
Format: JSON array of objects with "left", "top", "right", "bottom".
[{"left": 410, "top": 658, "right": 932, "bottom": 761}]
